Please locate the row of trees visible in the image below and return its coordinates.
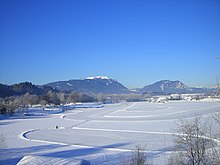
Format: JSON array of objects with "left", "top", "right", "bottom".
[
  {"left": 0, "top": 91, "right": 97, "bottom": 114},
  {"left": 0, "top": 92, "right": 151, "bottom": 115}
]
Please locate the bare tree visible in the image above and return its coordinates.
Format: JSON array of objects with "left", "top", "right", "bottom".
[
  {"left": 131, "top": 145, "right": 148, "bottom": 165},
  {"left": 213, "top": 113, "right": 220, "bottom": 133},
  {"left": 29, "top": 94, "right": 40, "bottom": 105},
  {"left": 68, "top": 92, "right": 79, "bottom": 103},
  {"left": 39, "top": 99, "right": 47, "bottom": 106},
  {"left": 97, "top": 93, "right": 106, "bottom": 103},
  {"left": 0, "top": 134, "right": 6, "bottom": 149},
  {"left": 121, "top": 145, "right": 150, "bottom": 165},
  {"left": 170, "top": 118, "right": 220, "bottom": 165},
  {"left": 57, "top": 92, "right": 66, "bottom": 104},
  {"left": 214, "top": 56, "right": 220, "bottom": 96},
  {"left": 46, "top": 90, "right": 60, "bottom": 105},
  {"left": 216, "top": 76, "right": 220, "bottom": 96},
  {"left": 0, "top": 134, "right": 6, "bottom": 161}
]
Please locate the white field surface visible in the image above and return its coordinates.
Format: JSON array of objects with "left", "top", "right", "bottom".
[{"left": 0, "top": 101, "right": 220, "bottom": 164}]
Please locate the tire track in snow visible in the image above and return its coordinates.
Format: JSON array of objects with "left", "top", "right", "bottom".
[
  {"left": 18, "top": 126, "right": 220, "bottom": 155},
  {"left": 103, "top": 104, "right": 220, "bottom": 119},
  {"left": 18, "top": 129, "right": 133, "bottom": 152},
  {"left": 18, "top": 129, "right": 174, "bottom": 155},
  {"left": 71, "top": 127, "right": 220, "bottom": 145},
  {"left": 109, "top": 102, "right": 136, "bottom": 114},
  {"left": 62, "top": 103, "right": 137, "bottom": 127}
]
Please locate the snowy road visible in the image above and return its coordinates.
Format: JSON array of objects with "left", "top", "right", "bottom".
[{"left": 0, "top": 101, "right": 220, "bottom": 164}]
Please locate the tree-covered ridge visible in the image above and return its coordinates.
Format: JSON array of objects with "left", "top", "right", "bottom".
[{"left": 0, "top": 82, "right": 55, "bottom": 98}]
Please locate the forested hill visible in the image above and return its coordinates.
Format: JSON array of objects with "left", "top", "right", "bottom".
[{"left": 0, "top": 82, "right": 55, "bottom": 98}]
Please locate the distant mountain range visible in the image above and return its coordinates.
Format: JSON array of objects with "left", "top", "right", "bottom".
[
  {"left": 45, "top": 76, "right": 131, "bottom": 94},
  {"left": 0, "top": 77, "right": 217, "bottom": 98},
  {"left": 138, "top": 80, "right": 216, "bottom": 94}
]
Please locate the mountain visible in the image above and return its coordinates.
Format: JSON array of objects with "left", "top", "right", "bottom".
[
  {"left": 190, "top": 87, "right": 217, "bottom": 93},
  {"left": 0, "top": 82, "right": 55, "bottom": 98},
  {"left": 0, "top": 84, "right": 17, "bottom": 98},
  {"left": 1, "top": 79, "right": 216, "bottom": 98},
  {"left": 45, "top": 76, "right": 131, "bottom": 94},
  {"left": 140, "top": 80, "right": 192, "bottom": 94}
]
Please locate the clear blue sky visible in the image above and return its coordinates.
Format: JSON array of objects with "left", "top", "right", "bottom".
[{"left": 0, "top": 0, "right": 220, "bottom": 88}]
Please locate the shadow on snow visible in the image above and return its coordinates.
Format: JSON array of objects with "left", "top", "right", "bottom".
[{"left": 0, "top": 143, "right": 129, "bottom": 165}]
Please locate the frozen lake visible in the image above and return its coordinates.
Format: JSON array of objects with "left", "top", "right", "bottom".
[{"left": 0, "top": 101, "right": 220, "bottom": 164}]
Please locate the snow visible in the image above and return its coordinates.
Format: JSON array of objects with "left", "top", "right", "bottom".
[
  {"left": 86, "top": 76, "right": 110, "bottom": 80},
  {"left": 63, "top": 102, "right": 103, "bottom": 108},
  {"left": 1, "top": 100, "right": 220, "bottom": 164},
  {"left": 20, "top": 107, "right": 63, "bottom": 117},
  {"left": 67, "top": 83, "right": 72, "bottom": 86},
  {"left": 161, "top": 84, "right": 164, "bottom": 91},
  {"left": 17, "top": 155, "right": 90, "bottom": 165}
]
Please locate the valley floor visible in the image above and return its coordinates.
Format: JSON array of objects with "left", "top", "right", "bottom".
[{"left": 0, "top": 101, "right": 220, "bottom": 164}]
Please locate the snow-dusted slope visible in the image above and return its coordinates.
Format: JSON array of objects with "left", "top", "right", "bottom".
[
  {"left": 45, "top": 76, "right": 131, "bottom": 94},
  {"left": 141, "top": 80, "right": 192, "bottom": 94}
]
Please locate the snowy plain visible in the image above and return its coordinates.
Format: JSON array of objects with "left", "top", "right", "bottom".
[{"left": 0, "top": 101, "right": 220, "bottom": 164}]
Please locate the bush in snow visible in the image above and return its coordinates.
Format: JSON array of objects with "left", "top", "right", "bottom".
[{"left": 121, "top": 145, "right": 151, "bottom": 165}]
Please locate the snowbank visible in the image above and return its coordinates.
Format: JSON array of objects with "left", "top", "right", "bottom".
[{"left": 17, "top": 155, "right": 90, "bottom": 165}]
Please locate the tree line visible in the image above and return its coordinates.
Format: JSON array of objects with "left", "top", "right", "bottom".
[
  {"left": 0, "top": 91, "right": 97, "bottom": 114},
  {"left": 0, "top": 91, "right": 151, "bottom": 115}
]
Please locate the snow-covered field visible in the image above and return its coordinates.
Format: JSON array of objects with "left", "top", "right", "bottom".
[{"left": 0, "top": 101, "right": 220, "bottom": 164}]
